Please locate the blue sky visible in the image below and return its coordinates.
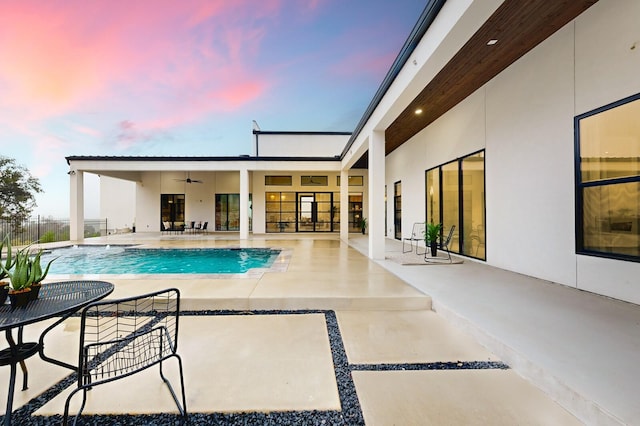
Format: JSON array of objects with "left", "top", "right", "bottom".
[{"left": 0, "top": 0, "right": 425, "bottom": 217}]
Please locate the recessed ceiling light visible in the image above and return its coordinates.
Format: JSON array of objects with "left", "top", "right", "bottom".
[
  {"left": 415, "top": 108, "right": 423, "bottom": 115},
  {"left": 487, "top": 39, "right": 498, "bottom": 45}
]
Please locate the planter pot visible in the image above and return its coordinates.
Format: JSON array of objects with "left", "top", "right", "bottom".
[
  {"left": 361, "top": 229, "right": 366, "bottom": 235},
  {"left": 29, "top": 283, "right": 42, "bottom": 301},
  {"left": 9, "top": 288, "right": 31, "bottom": 309},
  {"left": 430, "top": 242, "right": 438, "bottom": 257},
  {"left": 0, "top": 283, "right": 8, "bottom": 305}
]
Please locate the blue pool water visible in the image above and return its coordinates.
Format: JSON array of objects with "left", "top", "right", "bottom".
[{"left": 41, "top": 246, "right": 281, "bottom": 274}]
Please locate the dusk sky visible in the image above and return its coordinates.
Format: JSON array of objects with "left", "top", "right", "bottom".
[{"left": 0, "top": 0, "right": 426, "bottom": 217}]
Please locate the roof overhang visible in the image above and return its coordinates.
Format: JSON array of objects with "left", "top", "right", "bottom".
[{"left": 344, "top": 0, "right": 599, "bottom": 163}]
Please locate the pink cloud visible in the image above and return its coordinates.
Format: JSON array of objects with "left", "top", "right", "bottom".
[{"left": 0, "top": 0, "right": 288, "bottom": 149}]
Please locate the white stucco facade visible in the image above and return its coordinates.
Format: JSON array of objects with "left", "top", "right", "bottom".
[{"left": 380, "top": 0, "right": 640, "bottom": 303}]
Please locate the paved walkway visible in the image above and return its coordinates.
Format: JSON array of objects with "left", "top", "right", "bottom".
[
  {"left": 2, "top": 233, "right": 633, "bottom": 424},
  {"left": 349, "top": 236, "right": 640, "bottom": 426}
]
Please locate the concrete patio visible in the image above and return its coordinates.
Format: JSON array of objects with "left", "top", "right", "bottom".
[{"left": 2, "top": 233, "right": 634, "bottom": 424}]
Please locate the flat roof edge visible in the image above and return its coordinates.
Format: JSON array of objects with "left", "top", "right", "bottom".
[
  {"left": 65, "top": 155, "right": 341, "bottom": 165},
  {"left": 252, "top": 130, "right": 351, "bottom": 136}
]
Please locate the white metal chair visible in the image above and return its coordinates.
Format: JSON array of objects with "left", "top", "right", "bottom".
[{"left": 402, "top": 222, "right": 426, "bottom": 254}]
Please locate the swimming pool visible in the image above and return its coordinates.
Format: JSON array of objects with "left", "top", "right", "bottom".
[{"left": 41, "top": 246, "right": 281, "bottom": 275}]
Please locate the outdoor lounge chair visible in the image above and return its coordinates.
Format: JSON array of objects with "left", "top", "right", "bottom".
[
  {"left": 440, "top": 225, "right": 456, "bottom": 262},
  {"left": 62, "top": 288, "right": 187, "bottom": 425},
  {"left": 161, "top": 221, "right": 183, "bottom": 234},
  {"left": 402, "top": 222, "right": 426, "bottom": 254}
]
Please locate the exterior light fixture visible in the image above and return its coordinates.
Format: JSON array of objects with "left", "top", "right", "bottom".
[
  {"left": 487, "top": 39, "right": 498, "bottom": 45},
  {"left": 415, "top": 108, "right": 423, "bottom": 115}
]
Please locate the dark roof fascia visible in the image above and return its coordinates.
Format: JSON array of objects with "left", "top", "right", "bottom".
[
  {"left": 340, "top": 0, "right": 446, "bottom": 159},
  {"left": 252, "top": 130, "right": 351, "bottom": 136},
  {"left": 65, "top": 155, "right": 341, "bottom": 165}
]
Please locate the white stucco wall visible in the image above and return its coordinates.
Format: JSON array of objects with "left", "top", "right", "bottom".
[
  {"left": 136, "top": 172, "right": 161, "bottom": 232},
  {"left": 485, "top": 23, "right": 576, "bottom": 285},
  {"left": 387, "top": 0, "right": 640, "bottom": 303},
  {"left": 256, "top": 133, "right": 348, "bottom": 157},
  {"left": 573, "top": 0, "right": 640, "bottom": 303},
  {"left": 100, "top": 176, "right": 136, "bottom": 233}
]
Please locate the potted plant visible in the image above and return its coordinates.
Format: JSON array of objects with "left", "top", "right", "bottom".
[
  {"left": 1, "top": 247, "right": 34, "bottom": 308},
  {"left": 359, "top": 217, "right": 367, "bottom": 234},
  {"left": 0, "top": 235, "right": 15, "bottom": 304},
  {"left": 28, "top": 249, "right": 56, "bottom": 301},
  {"left": 425, "top": 222, "right": 442, "bottom": 257}
]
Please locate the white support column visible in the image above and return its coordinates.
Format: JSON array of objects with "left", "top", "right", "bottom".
[
  {"left": 340, "top": 169, "right": 349, "bottom": 243},
  {"left": 368, "top": 130, "right": 386, "bottom": 260},
  {"left": 69, "top": 170, "right": 84, "bottom": 242},
  {"left": 239, "top": 168, "right": 249, "bottom": 240}
]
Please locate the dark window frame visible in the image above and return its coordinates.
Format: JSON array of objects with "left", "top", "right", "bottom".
[
  {"left": 425, "top": 149, "right": 486, "bottom": 260},
  {"left": 574, "top": 92, "right": 640, "bottom": 263}
]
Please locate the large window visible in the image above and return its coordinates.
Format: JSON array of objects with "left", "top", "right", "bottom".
[
  {"left": 394, "top": 181, "right": 402, "bottom": 240},
  {"left": 426, "top": 150, "right": 485, "bottom": 260},
  {"left": 442, "top": 161, "right": 460, "bottom": 253},
  {"left": 160, "top": 194, "right": 185, "bottom": 229},
  {"left": 266, "top": 191, "right": 339, "bottom": 232},
  {"left": 215, "top": 194, "right": 251, "bottom": 231},
  {"left": 266, "top": 192, "right": 296, "bottom": 232},
  {"left": 265, "top": 175, "right": 292, "bottom": 186},
  {"left": 575, "top": 93, "right": 640, "bottom": 261},
  {"left": 301, "top": 176, "right": 328, "bottom": 186}
]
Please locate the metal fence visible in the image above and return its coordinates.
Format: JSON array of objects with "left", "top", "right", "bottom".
[{"left": 0, "top": 217, "right": 107, "bottom": 246}]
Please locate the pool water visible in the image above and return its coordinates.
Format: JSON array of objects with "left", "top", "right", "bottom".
[{"left": 41, "top": 246, "right": 281, "bottom": 274}]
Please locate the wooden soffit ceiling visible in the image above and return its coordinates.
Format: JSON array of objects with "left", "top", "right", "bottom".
[{"left": 385, "top": 0, "right": 599, "bottom": 154}]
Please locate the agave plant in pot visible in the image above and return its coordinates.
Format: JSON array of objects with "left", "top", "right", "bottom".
[
  {"left": 424, "top": 222, "right": 442, "bottom": 257},
  {"left": 28, "top": 249, "right": 57, "bottom": 301},
  {"left": 0, "top": 235, "right": 16, "bottom": 305},
  {"left": 1, "top": 247, "right": 34, "bottom": 309}
]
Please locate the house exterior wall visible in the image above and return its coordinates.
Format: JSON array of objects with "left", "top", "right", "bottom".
[
  {"left": 100, "top": 167, "right": 365, "bottom": 235},
  {"left": 388, "top": 0, "right": 640, "bottom": 303},
  {"left": 135, "top": 172, "right": 160, "bottom": 232},
  {"left": 100, "top": 176, "right": 136, "bottom": 233},
  {"left": 255, "top": 133, "right": 348, "bottom": 157}
]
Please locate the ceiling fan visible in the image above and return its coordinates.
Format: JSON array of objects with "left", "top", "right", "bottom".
[{"left": 175, "top": 172, "right": 203, "bottom": 184}]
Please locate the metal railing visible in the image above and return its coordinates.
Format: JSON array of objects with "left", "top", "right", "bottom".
[{"left": 0, "top": 216, "right": 107, "bottom": 246}]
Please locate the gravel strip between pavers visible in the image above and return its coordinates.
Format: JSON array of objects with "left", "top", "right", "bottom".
[{"left": 4, "top": 310, "right": 508, "bottom": 425}]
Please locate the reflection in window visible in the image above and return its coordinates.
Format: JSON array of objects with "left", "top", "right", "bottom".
[
  {"left": 582, "top": 182, "right": 640, "bottom": 257},
  {"left": 426, "top": 169, "right": 440, "bottom": 225},
  {"left": 576, "top": 93, "right": 640, "bottom": 260},
  {"left": 265, "top": 175, "right": 292, "bottom": 186},
  {"left": 265, "top": 192, "right": 295, "bottom": 232},
  {"left": 426, "top": 150, "right": 485, "bottom": 260},
  {"left": 579, "top": 97, "right": 640, "bottom": 182},
  {"left": 160, "top": 194, "right": 185, "bottom": 229},
  {"left": 336, "top": 175, "right": 364, "bottom": 186},
  {"left": 442, "top": 161, "right": 460, "bottom": 253},
  {"left": 215, "top": 194, "right": 248, "bottom": 231},
  {"left": 462, "top": 153, "right": 485, "bottom": 258},
  {"left": 301, "top": 176, "right": 328, "bottom": 186},
  {"left": 394, "top": 181, "right": 402, "bottom": 240}
]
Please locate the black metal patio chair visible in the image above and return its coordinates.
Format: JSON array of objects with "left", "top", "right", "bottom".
[
  {"left": 62, "top": 288, "right": 187, "bottom": 425},
  {"left": 440, "top": 225, "right": 456, "bottom": 262}
]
